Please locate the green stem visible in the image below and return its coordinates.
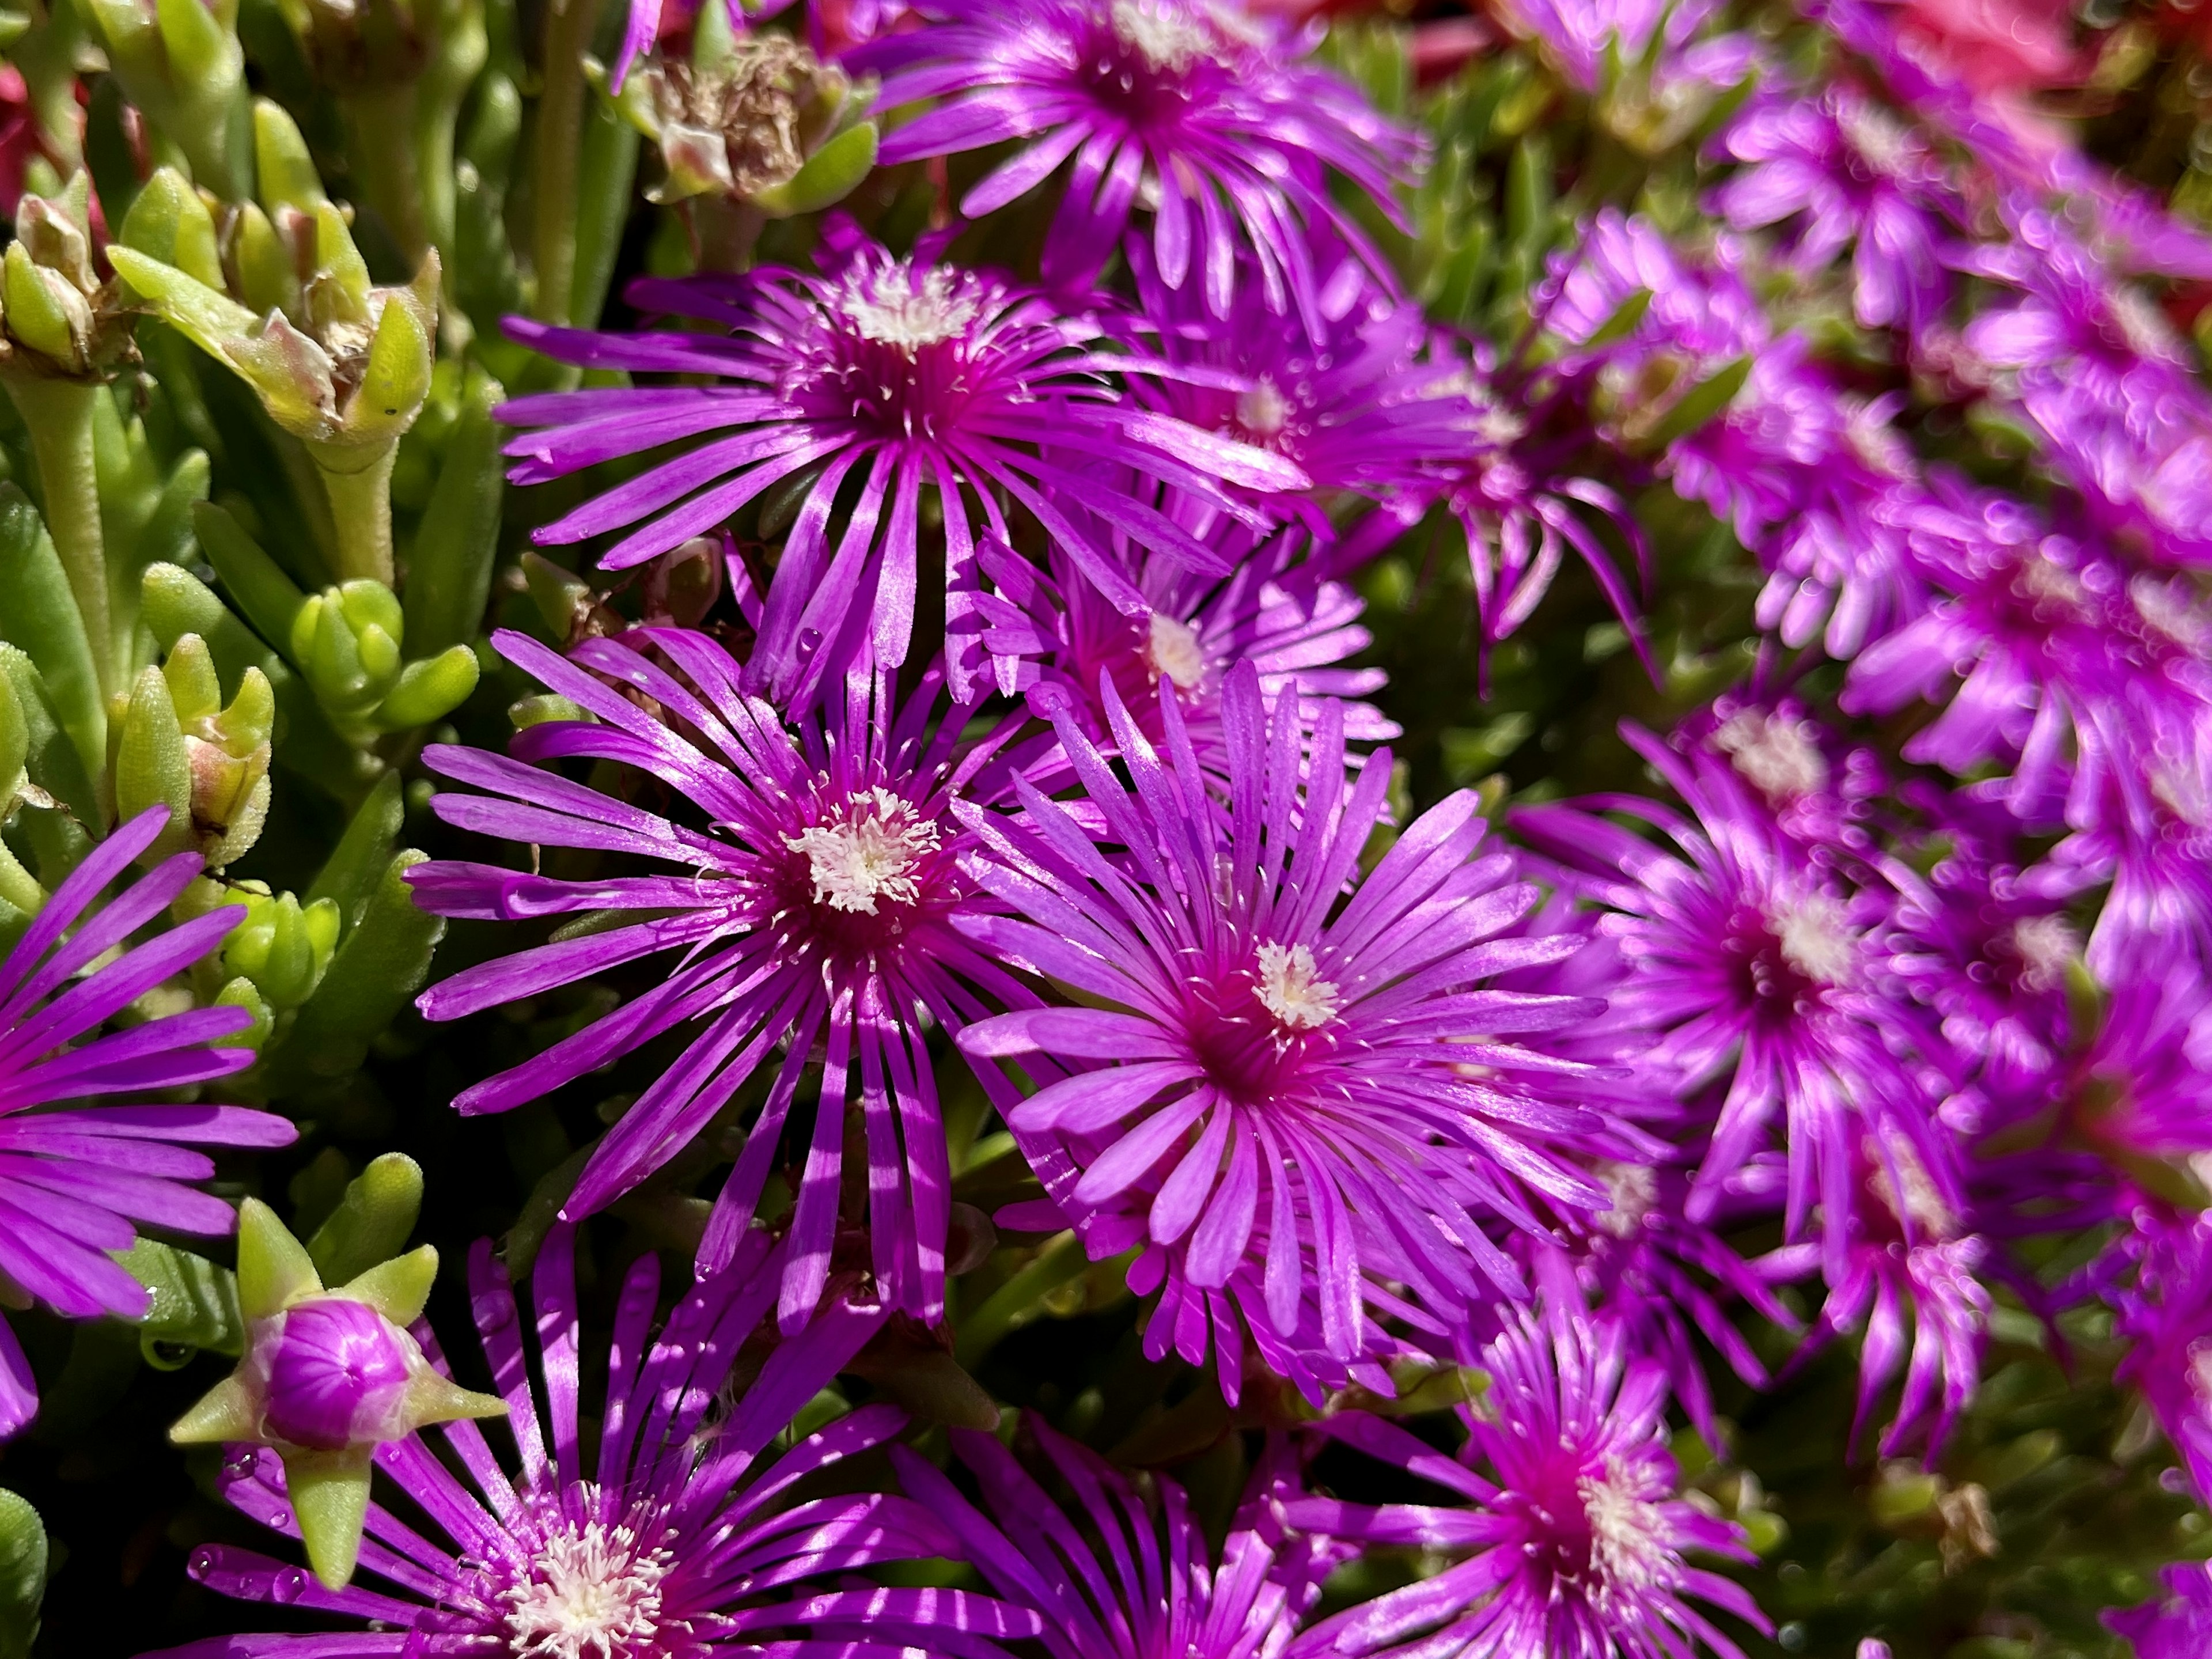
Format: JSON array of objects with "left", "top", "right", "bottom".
[
  {"left": 346, "top": 85, "right": 432, "bottom": 267},
  {"left": 7, "top": 376, "right": 116, "bottom": 700},
  {"left": 310, "top": 444, "right": 399, "bottom": 587},
  {"left": 953, "top": 1230, "right": 1090, "bottom": 1370},
  {"left": 532, "top": 0, "right": 601, "bottom": 326},
  {"left": 416, "top": 0, "right": 490, "bottom": 264},
  {"left": 0, "top": 842, "right": 44, "bottom": 918}
]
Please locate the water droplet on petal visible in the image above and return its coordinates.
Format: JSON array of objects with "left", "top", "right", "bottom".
[{"left": 272, "top": 1568, "right": 309, "bottom": 1604}]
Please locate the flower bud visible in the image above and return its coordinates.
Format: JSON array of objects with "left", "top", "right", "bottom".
[
  {"left": 0, "top": 176, "right": 127, "bottom": 380},
  {"left": 257, "top": 1297, "right": 419, "bottom": 1450},
  {"left": 608, "top": 14, "right": 877, "bottom": 225}
]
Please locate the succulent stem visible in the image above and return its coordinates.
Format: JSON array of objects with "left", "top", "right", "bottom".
[
  {"left": 310, "top": 444, "right": 400, "bottom": 587},
  {"left": 532, "top": 0, "right": 601, "bottom": 326},
  {"left": 5, "top": 374, "right": 114, "bottom": 699}
]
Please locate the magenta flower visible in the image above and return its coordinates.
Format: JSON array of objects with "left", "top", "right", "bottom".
[
  {"left": 847, "top": 0, "right": 1418, "bottom": 317},
  {"left": 893, "top": 1421, "right": 1342, "bottom": 1659},
  {"left": 956, "top": 662, "right": 1609, "bottom": 1399},
  {"left": 153, "top": 1224, "right": 1028, "bottom": 1657},
  {"left": 2111, "top": 1210, "right": 2212, "bottom": 1505},
  {"left": 2107, "top": 1561, "right": 2212, "bottom": 1658},
  {"left": 1842, "top": 478, "right": 2128, "bottom": 823},
  {"left": 2037, "top": 683, "right": 2212, "bottom": 980},
  {"left": 1714, "top": 84, "right": 1957, "bottom": 331},
  {"left": 978, "top": 522, "right": 1396, "bottom": 794},
  {"left": 499, "top": 225, "right": 1304, "bottom": 706},
  {"left": 1122, "top": 237, "right": 1467, "bottom": 533},
  {"left": 1513, "top": 727, "right": 1948, "bottom": 1275},
  {"left": 1787, "top": 1128, "right": 1992, "bottom": 1456},
  {"left": 407, "top": 628, "right": 1038, "bottom": 1328},
  {"left": 1282, "top": 1296, "right": 1766, "bottom": 1659},
  {"left": 0, "top": 806, "right": 294, "bottom": 1440}
]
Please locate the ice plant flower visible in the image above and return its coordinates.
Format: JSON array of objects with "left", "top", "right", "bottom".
[
  {"left": 977, "top": 522, "right": 1396, "bottom": 794},
  {"left": 1840, "top": 479, "right": 2127, "bottom": 820},
  {"left": 2111, "top": 1209, "right": 2212, "bottom": 1504},
  {"left": 1786, "top": 1127, "right": 1991, "bottom": 1456},
  {"left": 956, "top": 662, "right": 1610, "bottom": 1399},
  {"left": 499, "top": 225, "right": 1304, "bottom": 705},
  {"left": 847, "top": 0, "right": 1419, "bottom": 318},
  {"left": 168, "top": 1200, "right": 505, "bottom": 1588},
  {"left": 0, "top": 806, "right": 294, "bottom": 1442},
  {"left": 1513, "top": 726, "right": 1946, "bottom": 1271},
  {"left": 1282, "top": 1296, "right": 1766, "bottom": 1659},
  {"left": 893, "top": 1421, "right": 1342, "bottom": 1659},
  {"left": 1714, "top": 84, "right": 1956, "bottom": 331},
  {"left": 2107, "top": 1560, "right": 2212, "bottom": 1658},
  {"left": 407, "top": 628, "right": 1037, "bottom": 1329},
  {"left": 1123, "top": 239, "right": 1467, "bottom": 530},
  {"left": 152, "top": 1224, "right": 1029, "bottom": 1656}
]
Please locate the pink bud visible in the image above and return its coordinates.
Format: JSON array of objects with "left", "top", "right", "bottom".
[{"left": 260, "top": 1299, "right": 414, "bottom": 1450}]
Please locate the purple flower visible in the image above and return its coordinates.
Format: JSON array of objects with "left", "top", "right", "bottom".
[
  {"left": 498, "top": 225, "right": 1304, "bottom": 706},
  {"left": 0, "top": 806, "right": 294, "bottom": 1440},
  {"left": 1283, "top": 1295, "right": 1766, "bottom": 1659},
  {"left": 1880, "top": 813, "right": 2079, "bottom": 1106},
  {"left": 1434, "top": 365, "right": 1651, "bottom": 657},
  {"left": 1787, "top": 1128, "right": 1992, "bottom": 1456},
  {"left": 1842, "top": 478, "right": 2128, "bottom": 823},
  {"left": 956, "top": 662, "right": 1610, "bottom": 1399},
  {"left": 257, "top": 1298, "right": 419, "bottom": 1451},
  {"left": 2039, "top": 683, "right": 2212, "bottom": 980},
  {"left": 1550, "top": 1160, "right": 1797, "bottom": 1442},
  {"left": 1714, "top": 84, "right": 1956, "bottom": 331},
  {"left": 1513, "top": 727, "right": 1948, "bottom": 1275},
  {"left": 977, "top": 522, "right": 1396, "bottom": 795},
  {"left": 1123, "top": 237, "right": 1467, "bottom": 531},
  {"left": 2111, "top": 1210, "right": 2212, "bottom": 1505},
  {"left": 2107, "top": 1560, "right": 2212, "bottom": 1658},
  {"left": 847, "top": 0, "right": 1418, "bottom": 317},
  {"left": 154, "top": 1224, "right": 1025, "bottom": 1657},
  {"left": 893, "top": 1420, "right": 1342, "bottom": 1659},
  {"left": 407, "top": 628, "right": 1037, "bottom": 1328}
]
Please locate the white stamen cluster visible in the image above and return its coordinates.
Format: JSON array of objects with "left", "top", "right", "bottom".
[
  {"left": 1595, "top": 1160, "right": 1660, "bottom": 1240},
  {"left": 1147, "top": 612, "right": 1207, "bottom": 691},
  {"left": 502, "top": 1507, "right": 674, "bottom": 1659},
  {"left": 1109, "top": 0, "right": 1218, "bottom": 71},
  {"left": 838, "top": 263, "right": 983, "bottom": 352},
  {"left": 1234, "top": 377, "right": 1291, "bottom": 440},
  {"left": 2006, "top": 914, "right": 2079, "bottom": 994},
  {"left": 1864, "top": 1132, "right": 1957, "bottom": 1238},
  {"left": 787, "top": 786, "right": 942, "bottom": 915},
  {"left": 1577, "top": 1455, "right": 1677, "bottom": 1597},
  {"left": 2131, "top": 574, "right": 2211, "bottom": 653},
  {"left": 1836, "top": 96, "right": 1916, "bottom": 180},
  {"left": 1712, "top": 709, "right": 1828, "bottom": 804},
  {"left": 1772, "top": 890, "right": 1856, "bottom": 986},
  {"left": 1255, "top": 941, "right": 1342, "bottom": 1031}
]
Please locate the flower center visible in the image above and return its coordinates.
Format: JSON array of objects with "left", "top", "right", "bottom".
[
  {"left": 1254, "top": 942, "right": 1340, "bottom": 1031},
  {"left": 1576, "top": 1455, "right": 1676, "bottom": 1598},
  {"left": 1772, "top": 891, "right": 1855, "bottom": 986},
  {"left": 1234, "top": 376, "right": 1290, "bottom": 440},
  {"left": 2131, "top": 575, "right": 2211, "bottom": 653},
  {"left": 1109, "top": 0, "right": 1218, "bottom": 71},
  {"left": 785, "top": 787, "right": 941, "bottom": 916},
  {"left": 1146, "top": 612, "right": 1207, "bottom": 691},
  {"left": 1711, "top": 709, "right": 1827, "bottom": 804},
  {"left": 1594, "top": 1160, "right": 1658, "bottom": 1238},
  {"left": 2151, "top": 761, "right": 2211, "bottom": 831},
  {"left": 836, "top": 263, "right": 983, "bottom": 353},
  {"left": 2003, "top": 914, "right": 2077, "bottom": 995},
  {"left": 1836, "top": 95, "right": 1915, "bottom": 181},
  {"left": 1864, "top": 1132, "right": 1955, "bottom": 1238},
  {"left": 502, "top": 1510, "right": 672, "bottom": 1659}
]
